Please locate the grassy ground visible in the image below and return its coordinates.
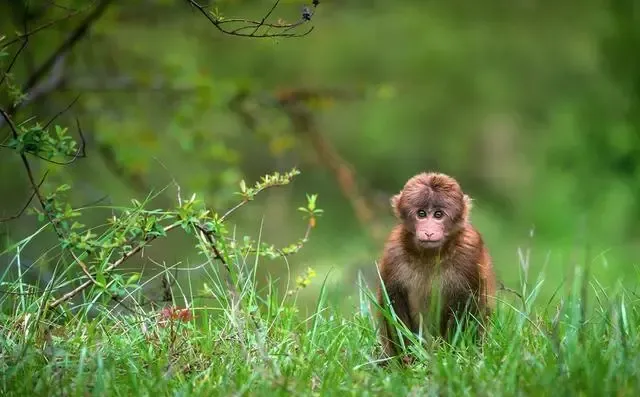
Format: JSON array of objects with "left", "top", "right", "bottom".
[
  {"left": 1, "top": 180, "right": 638, "bottom": 396},
  {"left": 2, "top": 242, "right": 640, "bottom": 397}
]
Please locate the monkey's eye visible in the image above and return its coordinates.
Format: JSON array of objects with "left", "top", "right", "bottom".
[
  {"left": 433, "top": 210, "right": 444, "bottom": 219},
  {"left": 417, "top": 209, "right": 427, "bottom": 218}
]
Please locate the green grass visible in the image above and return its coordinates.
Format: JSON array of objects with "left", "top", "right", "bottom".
[
  {"left": 0, "top": 182, "right": 638, "bottom": 396},
  {"left": 2, "top": 234, "right": 640, "bottom": 397}
]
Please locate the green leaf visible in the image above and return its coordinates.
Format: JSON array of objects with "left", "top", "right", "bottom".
[
  {"left": 126, "top": 273, "right": 141, "bottom": 285},
  {"left": 95, "top": 271, "right": 107, "bottom": 288}
]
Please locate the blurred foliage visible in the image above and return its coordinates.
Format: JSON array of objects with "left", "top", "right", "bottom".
[{"left": 1, "top": 0, "right": 640, "bottom": 310}]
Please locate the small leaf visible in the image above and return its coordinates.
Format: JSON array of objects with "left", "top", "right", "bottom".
[
  {"left": 126, "top": 273, "right": 141, "bottom": 285},
  {"left": 95, "top": 271, "right": 107, "bottom": 288}
]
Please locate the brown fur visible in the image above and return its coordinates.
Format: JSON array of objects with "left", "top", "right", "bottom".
[{"left": 377, "top": 172, "right": 496, "bottom": 361}]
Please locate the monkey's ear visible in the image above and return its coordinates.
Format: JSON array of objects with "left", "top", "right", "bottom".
[
  {"left": 390, "top": 193, "right": 402, "bottom": 218},
  {"left": 462, "top": 194, "right": 473, "bottom": 222}
]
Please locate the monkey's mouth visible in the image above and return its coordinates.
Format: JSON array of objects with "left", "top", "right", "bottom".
[{"left": 417, "top": 238, "right": 444, "bottom": 248}]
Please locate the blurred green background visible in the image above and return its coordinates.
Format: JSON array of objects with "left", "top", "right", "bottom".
[{"left": 1, "top": 0, "right": 639, "bottom": 311}]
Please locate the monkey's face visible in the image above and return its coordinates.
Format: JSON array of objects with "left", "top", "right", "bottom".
[
  {"left": 391, "top": 172, "right": 467, "bottom": 250},
  {"left": 413, "top": 208, "right": 448, "bottom": 248}
]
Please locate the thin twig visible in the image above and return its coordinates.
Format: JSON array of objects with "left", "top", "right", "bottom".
[
  {"left": 0, "top": 170, "right": 49, "bottom": 223},
  {"left": 240, "top": 221, "right": 313, "bottom": 258},
  {"left": 0, "top": 7, "right": 84, "bottom": 50},
  {"left": 0, "top": 39, "right": 28, "bottom": 87},
  {"left": 23, "top": 0, "right": 112, "bottom": 99},
  {"left": 28, "top": 117, "right": 87, "bottom": 165},
  {"left": 0, "top": 0, "right": 113, "bottom": 128},
  {"left": 195, "top": 224, "right": 237, "bottom": 296},
  {"left": 47, "top": 222, "right": 183, "bottom": 309},
  {"left": 219, "top": 182, "right": 288, "bottom": 222},
  {"left": 185, "top": 0, "right": 315, "bottom": 38},
  {"left": 0, "top": 108, "right": 96, "bottom": 285},
  {"left": 43, "top": 95, "right": 81, "bottom": 130},
  {"left": 498, "top": 281, "right": 526, "bottom": 308},
  {"left": 251, "top": 0, "right": 281, "bottom": 36},
  {"left": 76, "top": 193, "right": 110, "bottom": 209}
]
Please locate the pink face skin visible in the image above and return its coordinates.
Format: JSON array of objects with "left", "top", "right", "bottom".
[{"left": 413, "top": 207, "right": 447, "bottom": 248}]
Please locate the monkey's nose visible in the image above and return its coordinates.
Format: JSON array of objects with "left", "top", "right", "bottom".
[{"left": 424, "top": 232, "right": 434, "bottom": 239}]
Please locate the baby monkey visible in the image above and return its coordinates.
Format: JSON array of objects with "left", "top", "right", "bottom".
[{"left": 377, "top": 172, "right": 496, "bottom": 361}]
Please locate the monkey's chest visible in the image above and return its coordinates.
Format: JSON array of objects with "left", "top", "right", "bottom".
[{"left": 406, "top": 266, "right": 470, "bottom": 330}]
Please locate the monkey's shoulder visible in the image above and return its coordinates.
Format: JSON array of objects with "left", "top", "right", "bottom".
[
  {"left": 446, "top": 224, "right": 494, "bottom": 281},
  {"left": 379, "top": 225, "right": 409, "bottom": 256},
  {"left": 452, "top": 224, "right": 487, "bottom": 255}
]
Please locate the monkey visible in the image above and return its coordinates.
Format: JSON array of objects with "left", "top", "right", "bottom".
[{"left": 376, "top": 172, "right": 497, "bottom": 361}]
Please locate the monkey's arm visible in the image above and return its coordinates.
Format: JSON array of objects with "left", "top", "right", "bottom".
[
  {"left": 438, "top": 261, "right": 489, "bottom": 341},
  {"left": 378, "top": 281, "right": 414, "bottom": 359}
]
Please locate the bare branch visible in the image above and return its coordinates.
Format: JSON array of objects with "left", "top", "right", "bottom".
[
  {"left": 252, "top": 0, "right": 281, "bottom": 36},
  {"left": 0, "top": 0, "right": 113, "bottom": 129},
  {"left": 0, "top": 170, "right": 49, "bottom": 223},
  {"left": 42, "top": 93, "right": 81, "bottom": 132},
  {"left": 0, "top": 39, "right": 28, "bottom": 87},
  {"left": 19, "top": 54, "right": 68, "bottom": 112},
  {"left": 185, "top": 0, "right": 317, "bottom": 39},
  {"left": 76, "top": 193, "right": 110, "bottom": 209},
  {"left": 0, "top": 7, "right": 84, "bottom": 50},
  {"left": 22, "top": 1, "right": 112, "bottom": 99}
]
